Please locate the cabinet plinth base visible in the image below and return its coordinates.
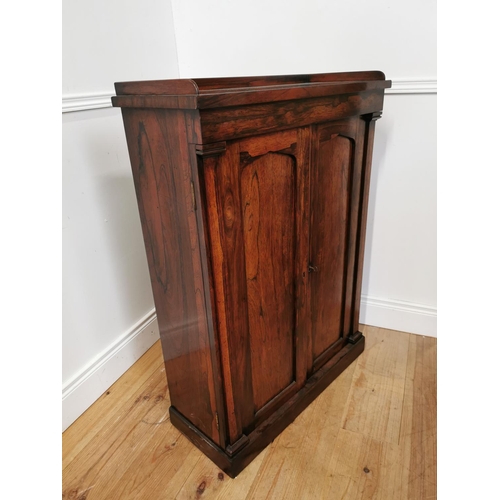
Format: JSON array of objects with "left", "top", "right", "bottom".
[{"left": 170, "top": 334, "right": 365, "bottom": 478}]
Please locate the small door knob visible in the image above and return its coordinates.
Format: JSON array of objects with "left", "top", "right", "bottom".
[{"left": 308, "top": 264, "right": 319, "bottom": 273}]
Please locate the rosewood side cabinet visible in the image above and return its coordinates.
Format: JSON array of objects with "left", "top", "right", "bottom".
[{"left": 112, "top": 71, "right": 391, "bottom": 477}]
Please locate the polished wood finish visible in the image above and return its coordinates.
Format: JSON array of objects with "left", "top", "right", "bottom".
[
  {"left": 240, "top": 149, "right": 295, "bottom": 412},
  {"left": 310, "top": 121, "right": 353, "bottom": 366},
  {"left": 62, "top": 327, "right": 437, "bottom": 499},
  {"left": 112, "top": 71, "right": 390, "bottom": 476},
  {"left": 120, "top": 108, "right": 224, "bottom": 446}
]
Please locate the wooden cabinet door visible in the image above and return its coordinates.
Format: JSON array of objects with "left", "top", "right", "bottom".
[
  {"left": 201, "top": 128, "right": 311, "bottom": 447},
  {"left": 308, "top": 118, "right": 366, "bottom": 373}
]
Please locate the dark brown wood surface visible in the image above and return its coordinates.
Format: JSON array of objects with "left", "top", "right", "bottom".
[
  {"left": 310, "top": 127, "right": 352, "bottom": 363},
  {"left": 340, "top": 118, "right": 368, "bottom": 342},
  {"left": 241, "top": 152, "right": 296, "bottom": 411},
  {"left": 115, "top": 70, "right": 386, "bottom": 95},
  {"left": 194, "top": 70, "right": 387, "bottom": 90},
  {"left": 209, "top": 141, "right": 256, "bottom": 443},
  {"left": 120, "top": 108, "right": 222, "bottom": 445},
  {"left": 200, "top": 130, "right": 310, "bottom": 441},
  {"left": 113, "top": 71, "right": 390, "bottom": 476},
  {"left": 198, "top": 92, "right": 384, "bottom": 143},
  {"left": 112, "top": 71, "right": 389, "bottom": 110}
]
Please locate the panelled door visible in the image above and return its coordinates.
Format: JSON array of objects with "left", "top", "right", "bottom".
[
  {"left": 201, "top": 118, "right": 366, "bottom": 448},
  {"left": 308, "top": 117, "right": 366, "bottom": 373},
  {"left": 201, "top": 128, "right": 311, "bottom": 447}
]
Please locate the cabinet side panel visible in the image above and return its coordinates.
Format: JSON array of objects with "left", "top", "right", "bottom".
[
  {"left": 310, "top": 133, "right": 352, "bottom": 361},
  {"left": 120, "top": 108, "right": 220, "bottom": 444},
  {"left": 241, "top": 153, "right": 296, "bottom": 411}
]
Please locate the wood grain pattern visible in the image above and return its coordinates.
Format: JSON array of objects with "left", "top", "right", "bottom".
[
  {"left": 189, "top": 137, "right": 229, "bottom": 449},
  {"left": 196, "top": 81, "right": 390, "bottom": 109},
  {"left": 270, "top": 361, "right": 357, "bottom": 500},
  {"left": 198, "top": 91, "right": 384, "bottom": 143},
  {"left": 399, "top": 334, "right": 437, "bottom": 499},
  {"left": 292, "top": 127, "right": 312, "bottom": 391},
  {"left": 62, "top": 365, "right": 170, "bottom": 500},
  {"left": 241, "top": 152, "right": 296, "bottom": 411},
  {"left": 199, "top": 128, "right": 314, "bottom": 442},
  {"left": 342, "top": 117, "right": 367, "bottom": 341},
  {"left": 341, "top": 325, "right": 409, "bottom": 444},
  {"left": 114, "top": 78, "right": 198, "bottom": 96},
  {"left": 114, "top": 71, "right": 387, "bottom": 96},
  {"left": 201, "top": 154, "right": 240, "bottom": 446},
  {"left": 62, "top": 326, "right": 436, "bottom": 499},
  {"left": 209, "top": 141, "right": 255, "bottom": 443},
  {"left": 113, "top": 72, "right": 390, "bottom": 474},
  {"left": 120, "top": 108, "right": 221, "bottom": 444},
  {"left": 195, "top": 71, "right": 388, "bottom": 92},
  {"left": 310, "top": 130, "right": 352, "bottom": 364},
  {"left": 112, "top": 72, "right": 390, "bottom": 111},
  {"left": 62, "top": 341, "right": 164, "bottom": 471},
  {"left": 324, "top": 428, "right": 404, "bottom": 499},
  {"left": 112, "top": 72, "right": 390, "bottom": 112}
]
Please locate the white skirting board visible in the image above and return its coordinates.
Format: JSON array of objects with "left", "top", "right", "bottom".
[
  {"left": 360, "top": 295, "right": 437, "bottom": 337},
  {"left": 62, "top": 309, "right": 160, "bottom": 432}
]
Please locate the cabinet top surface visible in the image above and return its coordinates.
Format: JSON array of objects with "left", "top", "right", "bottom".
[{"left": 112, "top": 71, "right": 391, "bottom": 110}]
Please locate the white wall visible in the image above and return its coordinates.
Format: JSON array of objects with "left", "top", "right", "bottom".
[
  {"left": 62, "top": 0, "right": 179, "bottom": 430},
  {"left": 62, "top": 0, "right": 179, "bottom": 96},
  {"left": 170, "top": 0, "right": 436, "bottom": 80},
  {"left": 63, "top": 0, "right": 436, "bottom": 429},
  {"left": 362, "top": 94, "right": 437, "bottom": 335},
  {"left": 170, "top": 0, "right": 437, "bottom": 336}
]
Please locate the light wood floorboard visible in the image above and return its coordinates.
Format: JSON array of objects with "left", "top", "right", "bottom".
[{"left": 63, "top": 326, "right": 436, "bottom": 499}]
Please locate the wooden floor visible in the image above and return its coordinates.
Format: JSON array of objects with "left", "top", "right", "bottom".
[{"left": 62, "top": 326, "right": 436, "bottom": 499}]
